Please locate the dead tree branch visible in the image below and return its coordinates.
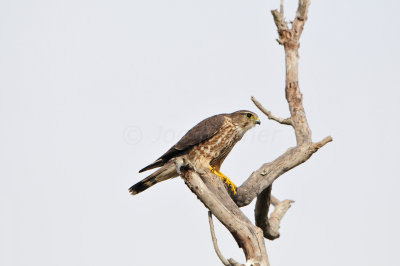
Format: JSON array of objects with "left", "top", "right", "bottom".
[
  {"left": 177, "top": 159, "right": 269, "bottom": 266},
  {"left": 251, "top": 96, "right": 292, "bottom": 125},
  {"left": 208, "top": 211, "right": 244, "bottom": 266},
  {"left": 176, "top": 0, "right": 331, "bottom": 264},
  {"left": 254, "top": 186, "right": 294, "bottom": 240},
  {"left": 232, "top": 0, "right": 332, "bottom": 210},
  {"left": 208, "top": 211, "right": 231, "bottom": 266}
]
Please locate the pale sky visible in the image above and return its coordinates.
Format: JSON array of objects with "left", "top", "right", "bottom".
[{"left": 1, "top": 0, "right": 399, "bottom": 265}]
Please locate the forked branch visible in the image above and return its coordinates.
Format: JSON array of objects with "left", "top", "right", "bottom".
[
  {"left": 178, "top": 0, "right": 332, "bottom": 265},
  {"left": 232, "top": 0, "right": 332, "bottom": 210},
  {"left": 255, "top": 186, "right": 294, "bottom": 240},
  {"left": 177, "top": 159, "right": 269, "bottom": 266},
  {"left": 208, "top": 211, "right": 242, "bottom": 266}
]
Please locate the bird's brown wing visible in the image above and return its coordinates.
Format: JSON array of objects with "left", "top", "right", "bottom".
[{"left": 139, "top": 114, "right": 226, "bottom": 173}]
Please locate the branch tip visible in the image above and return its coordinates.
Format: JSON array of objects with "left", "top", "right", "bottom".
[
  {"left": 312, "top": 136, "right": 333, "bottom": 150},
  {"left": 271, "top": 8, "right": 288, "bottom": 32},
  {"left": 295, "top": 0, "right": 311, "bottom": 21},
  {"left": 251, "top": 96, "right": 292, "bottom": 126}
]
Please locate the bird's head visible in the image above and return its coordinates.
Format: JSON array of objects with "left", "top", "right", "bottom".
[{"left": 230, "top": 110, "right": 261, "bottom": 134}]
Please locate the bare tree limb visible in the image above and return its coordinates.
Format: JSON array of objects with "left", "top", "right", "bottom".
[
  {"left": 268, "top": 197, "right": 294, "bottom": 238},
  {"left": 208, "top": 211, "right": 231, "bottom": 266},
  {"left": 270, "top": 195, "right": 280, "bottom": 206},
  {"left": 233, "top": 142, "right": 331, "bottom": 207},
  {"left": 251, "top": 96, "right": 292, "bottom": 126},
  {"left": 231, "top": 0, "right": 332, "bottom": 211},
  {"left": 312, "top": 136, "right": 333, "bottom": 150},
  {"left": 271, "top": 0, "right": 312, "bottom": 146},
  {"left": 174, "top": 0, "right": 332, "bottom": 264},
  {"left": 227, "top": 258, "right": 243, "bottom": 266},
  {"left": 207, "top": 212, "right": 244, "bottom": 266},
  {"left": 254, "top": 185, "right": 294, "bottom": 240},
  {"left": 254, "top": 185, "right": 274, "bottom": 239},
  {"left": 177, "top": 159, "right": 269, "bottom": 266}
]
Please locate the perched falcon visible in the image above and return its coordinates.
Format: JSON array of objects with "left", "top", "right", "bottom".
[{"left": 129, "top": 110, "right": 260, "bottom": 195}]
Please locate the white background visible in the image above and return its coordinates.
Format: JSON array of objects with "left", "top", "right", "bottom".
[{"left": 1, "top": 0, "right": 399, "bottom": 265}]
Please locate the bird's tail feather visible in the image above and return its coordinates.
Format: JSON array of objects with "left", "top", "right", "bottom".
[
  {"left": 129, "top": 163, "right": 177, "bottom": 195},
  {"left": 139, "top": 159, "right": 164, "bottom": 173}
]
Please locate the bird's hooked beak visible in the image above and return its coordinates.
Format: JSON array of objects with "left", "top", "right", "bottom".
[{"left": 255, "top": 118, "right": 261, "bottom": 125}]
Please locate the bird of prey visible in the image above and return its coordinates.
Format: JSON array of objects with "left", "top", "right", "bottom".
[{"left": 129, "top": 110, "right": 260, "bottom": 195}]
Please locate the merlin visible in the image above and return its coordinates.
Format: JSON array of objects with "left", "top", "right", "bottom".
[{"left": 129, "top": 110, "right": 260, "bottom": 195}]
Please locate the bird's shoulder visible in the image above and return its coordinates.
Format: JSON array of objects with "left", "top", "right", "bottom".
[
  {"left": 174, "top": 113, "right": 229, "bottom": 150},
  {"left": 155, "top": 113, "right": 230, "bottom": 162}
]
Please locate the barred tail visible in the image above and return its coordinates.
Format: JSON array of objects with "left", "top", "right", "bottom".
[
  {"left": 129, "top": 162, "right": 178, "bottom": 195},
  {"left": 128, "top": 175, "right": 157, "bottom": 195}
]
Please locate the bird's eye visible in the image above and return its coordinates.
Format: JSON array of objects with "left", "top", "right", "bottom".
[{"left": 246, "top": 113, "right": 252, "bottom": 118}]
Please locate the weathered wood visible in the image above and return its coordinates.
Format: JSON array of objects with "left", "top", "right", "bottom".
[
  {"left": 231, "top": 0, "right": 332, "bottom": 241},
  {"left": 178, "top": 162, "right": 269, "bottom": 266},
  {"left": 176, "top": 0, "right": 332, "bottom": 265}
]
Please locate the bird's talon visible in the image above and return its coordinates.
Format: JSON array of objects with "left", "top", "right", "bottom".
[
  {"left": 223, "top": 177, "right": 237, "bottom": 194},
  {"left": 209, "top": 166, "right": 237, "bottom": 194}
]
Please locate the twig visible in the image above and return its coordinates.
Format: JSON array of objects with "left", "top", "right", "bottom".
[
  {"left": 251, "top": 96, "right": 292, "bottom": 126},
  {"left": 208, "top": 211, "right": 230, "bottom": 266},
  {"left": 312, "top": 136, "right": 333, "bottom": 151}
]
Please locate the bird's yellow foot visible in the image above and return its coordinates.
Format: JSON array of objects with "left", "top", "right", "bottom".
[{"left": 209, "top": 166, "right": 237, "bottom": 194}]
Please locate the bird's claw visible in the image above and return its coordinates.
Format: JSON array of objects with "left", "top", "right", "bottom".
[{"left": 209, "top": 166, "right": 237, "bottom": 194}]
